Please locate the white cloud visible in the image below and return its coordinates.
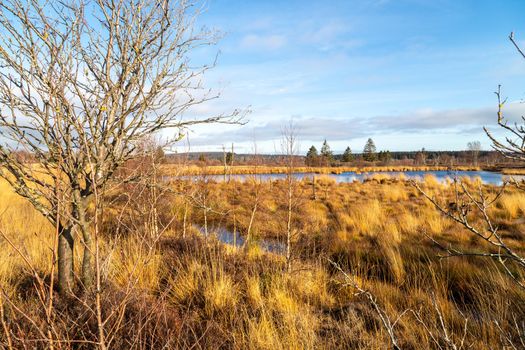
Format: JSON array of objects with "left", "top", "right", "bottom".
[
  {"left": 307, "top": 21, "right": 349, "bottom": 44},
  {"left": 172, "top": 101, "right": 525, "bottom": 153},
  {"left": 239, "top": 34, "right": 287, "bottom": 51},
  {"left": 371, "top": 102, "right": 525, "bottom": 132}
]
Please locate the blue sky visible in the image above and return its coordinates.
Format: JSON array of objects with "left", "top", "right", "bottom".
[{"left": 177, "top": 0, "right": 525, "bottom": 153}]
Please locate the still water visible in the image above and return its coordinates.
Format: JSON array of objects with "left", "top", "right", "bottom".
[
  {"left": 191, "top": 170, "right": 524, "bottom": 252},
  {"left": 196, "top": 225, "right": 286, "bottom": 254},
  {"left": 192, "top": 170, "right": 523, "bottom": 185}
]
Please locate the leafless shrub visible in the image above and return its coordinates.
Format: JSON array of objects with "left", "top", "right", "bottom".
[{"left": 0, "top": 0, "right": 244, "bottom": 294}]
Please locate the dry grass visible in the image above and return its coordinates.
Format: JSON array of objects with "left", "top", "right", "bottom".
[
  {"left": 497, "top": 192, "right": 525, "bottom": 219},
  {"left": 0, "top": 180, "right": 56, "bottom": 296},
  {"left": 1, "top": 175, "right": 524, "bottom": 349},
  {"left": 348, "top": 199, "right": 384, "bottom": 236},
  {"left": 168, "top": 164, "right": 480, "bottom": 176},
  {"left": 108, "top": 237, "right": 165, "bottom": 291},
  {"left": 501, "top": 167, "right": 525, "bottom": 175}
]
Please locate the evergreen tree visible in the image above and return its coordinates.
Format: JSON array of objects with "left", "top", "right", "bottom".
[
  {"left": 342, "top": 146, "right": 353, "bottom": 163},
  {"left": 378, "top": 150, "right": 391, "bottom": 163},
  {"left": 363, "top": 138, "right": 377, "bottom": 161},
  {"left": 226, "top": 151, "right": 234, "bottom": 165},
  {"left": 306, "top": 145, "right": 319, "bottom": 166},
  {"left": 320, "top": 139, "right": 333, "bottom": 165}
]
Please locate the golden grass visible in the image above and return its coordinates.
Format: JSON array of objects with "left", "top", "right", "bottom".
[
  {"left": 167, "top": 259, "right": 204, "bottom": 304},
  {"left": 314, "top": 174, "right": 336, "bottom": 185},
  {"left": 0, "top": 180, "right": 56, "bottom": 296},
  {"left": 348, "top": 199, "right": 384, "bottom": 236},
  {"left": 501, "top": 167, "right": 525, "bottom": 175},
  {"left": 167, "top": 164, "right": 481, "bottom": 176},
  {"left": 497, "top": 192, "right": 525, "bottom": 219},
  {"left": 245, "top": 275, "right": 264, "bottom": 309},
  {"left": 108, "top": 237, "right": 165, "bottom": 291},
  {"left": 1, "top": 172, "right": 524, "bottom": 349},
  {"left": 203, "top": 269, "right": 238, "bottom": 316},
  {"left": 381, "top": 184, "right": 408, "bottom": 202},
  {"left": 397, "top": 211, "right": 421, "bottom": 234}
]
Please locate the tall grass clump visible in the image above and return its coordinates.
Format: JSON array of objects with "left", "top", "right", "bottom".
[
  {"left": 348, "top": 199, "right": 383, "bottom": 236},
  {"left": 1, "top": 172, "right": 525, "bottom": 348},
  {"left": 497, "top": 192, "right": 525, "bottom": 219}
]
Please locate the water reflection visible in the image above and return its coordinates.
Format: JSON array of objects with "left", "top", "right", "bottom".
[
  {"left": 179, "top": 170, "right": 524, "bottom": 185},
  {"left": 195, "top": 225, "right": 286, "bottom": 254}
]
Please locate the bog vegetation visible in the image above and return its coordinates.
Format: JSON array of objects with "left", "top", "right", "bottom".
[{"left": 1, "top": 170, "right": 525, "bottom": 348}]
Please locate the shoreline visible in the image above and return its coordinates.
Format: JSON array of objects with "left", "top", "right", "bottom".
[{"left": 163, "top": 164, "right": 486, "bottom": 176}]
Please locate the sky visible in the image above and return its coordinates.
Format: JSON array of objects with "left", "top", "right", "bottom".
[{"left": 174, "top": 0, "right": 525, "bottom": 154}]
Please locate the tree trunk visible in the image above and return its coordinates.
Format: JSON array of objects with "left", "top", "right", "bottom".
[
  {"left": 286, "top": 178, "right": 293, "bottom": 273},
  {"left": 81, "top": 226, "right": 94, "bottom": 290},
  {"left": 58, "top": 225, "right": 75, "bottom": 294},
  {"left": 74, "top": 190, "right": 94, "bottom": 290},
  {"left": 245, "top": 201, "right": 257, "bottom": 250}
]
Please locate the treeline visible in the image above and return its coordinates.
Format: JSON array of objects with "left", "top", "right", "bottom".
[
  {"left": 303, "top": 138, "right": 513, "bottom": 168},
  {"left": 168, "top": 149, "right": 514, "bottom": 169},
  {"left": 12, "top": 145, "right": 516, "bottom": 169}
]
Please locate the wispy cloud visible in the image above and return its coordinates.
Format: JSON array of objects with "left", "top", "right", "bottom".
[
  {"left": 185, "top": 0, "right": 525, "bottom": 152},
  {"left": 239, "top": 34, "right": 287, "bottom": 51},
  {"left": 178, "top": 101, "right": 525, "bottom": 152},
  {"left": 370, "top": 102, "right": 525, "bottom": 132}
]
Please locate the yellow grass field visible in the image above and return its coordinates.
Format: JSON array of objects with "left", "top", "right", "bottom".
[
  {"left": 166, "top": 164, "right": 481, "bottom": 176},
  {"left": 1, "top": 174, "right": 525, "bottom": 348},
  {"left": 501, "top": 167, "right": 525, "bottom": 175}
]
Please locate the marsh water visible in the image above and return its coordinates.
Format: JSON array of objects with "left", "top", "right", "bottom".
[
  {"left": 195, "top": 225, "right": 286, "bottom": 254},
  {"left": 188, "top": 170, "right": 524, "bottom": 185},
  {"left": 191, "top": 170, "right": 524, "bottom": 252}
]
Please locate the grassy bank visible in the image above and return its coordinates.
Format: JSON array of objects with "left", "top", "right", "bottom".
[
  {"left": 166, "top": 164, "right": 481, "bottom": 176},
  {"left": 501, "top": 167, "right": 525, "bottom": 175}
]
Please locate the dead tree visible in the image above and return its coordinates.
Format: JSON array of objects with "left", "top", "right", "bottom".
[
  {"left": 281, "top": 121, "right": 299, "bottom": 273},
  {"left": 484, "top": 33, "right": 525, "bottom": 164},
  {"left": 416, "top": 32, "right": 525, "bottom": 290},
  {"left": 411, "top": 32, "right": 525, "bottom": 349},
  {"left": 245, "top": 141, "right": 262, "bottom": 249},
  {"left": 415, "top": 179, "right": 525, "bottom": 288},
  {"left": 467, "top": 141, "right": 481, "bottom": 167},
  {"left": 0, "top": 0, "right": 243, "bottom": 293},
  {"left": 328, "top": 259, "right": 406, "bottom": 350}
]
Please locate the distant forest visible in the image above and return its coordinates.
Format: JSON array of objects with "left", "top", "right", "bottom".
[{"left": 167, "top": 149, "right": 519, "bottom": 169}]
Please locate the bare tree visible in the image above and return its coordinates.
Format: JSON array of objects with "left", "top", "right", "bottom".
[
  {"left": 0, "top": 0, "right": 243, "bottom": 293},
  {"left": 415, "top": 180, "right": 525, "bottom": 288},
  {"left": 410, "top": 32, "right": 525, "bottom": 350},
  {"left": 245, "top": 140, "right": 262, "bottom": 249},
  {"left": 229, "top": 142, "right": 235, "bottom": 182},
  {"left": 328, "top": 259, "right": 406, "bottom": 350},
  {"left": 281, "top": 120, "right": 299, "bottom": 273},
  {"left": 416, "top": 32, "right": 525, "bottom": 290},
  {"left": 467, "top": 141, "right": 481, "bottom": 166},
  {"left": 222, "top": 144, "right": 228, "bottom": 182}
]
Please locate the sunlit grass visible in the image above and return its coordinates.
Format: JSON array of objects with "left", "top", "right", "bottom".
[
  {"left": 497, "top": 192, "right": 525, "bottom": 219},
  {"left": 1, "top": 173, "right": 524, "bottom": 348},
  {"left": 169, "top": 164, "right": 480, "bottom": 176}
]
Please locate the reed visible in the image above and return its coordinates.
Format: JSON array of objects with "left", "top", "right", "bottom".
[
  {"left": 1, "top": 175, "right": 524, "bottom": 349},
  {"left": 501, "top": 167, "right": 525, "bottom": 175},
  {"left": 166, "top": 164, "right": 481, "bottom": 176}
]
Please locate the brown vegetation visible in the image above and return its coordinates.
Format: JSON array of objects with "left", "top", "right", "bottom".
[
  {"left": 169, "top": 164, "right": 481, "bottom": 176},
  {"left": 2, "top": 175, "right": 525, "bottom": 348}
]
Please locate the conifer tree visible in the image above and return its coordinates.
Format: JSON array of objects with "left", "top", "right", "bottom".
[
  {"left": 306, "top": 145, "right": 319, "bottom": 166},
  {"left": 342, "top": 146, "right": 353, "bottom": 162},
  {"left": 320, "top": 139, "right": 333, "bottom": 165},
  {"left": 363, "top": 138, "right": 377, "bottom": 161}
]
